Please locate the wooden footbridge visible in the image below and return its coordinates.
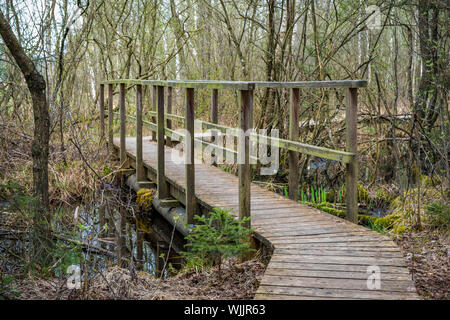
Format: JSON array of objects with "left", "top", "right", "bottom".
[{"left": 98, "top": 79, "right": 418, "bottom": 300}]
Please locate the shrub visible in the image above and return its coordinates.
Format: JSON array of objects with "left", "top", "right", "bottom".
[{"left": 182, "top": 207, "right": 254, "bottom": 278}]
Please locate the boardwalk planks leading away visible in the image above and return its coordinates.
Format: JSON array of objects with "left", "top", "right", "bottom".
[{"left": 113, "top": 137, "right": 419, "bottom": 300}]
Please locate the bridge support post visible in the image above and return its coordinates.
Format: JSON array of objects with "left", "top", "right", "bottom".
[
  {"left": 288, "top": 88, "right": 300, "bottom": 201},
  {"left": 136, "top": 84, "right": 145, "bottom": 182},
  {"left": 238, "top": 89, "right": 253, "bottom": 229},
  {"left": 99, "top": 84, "right": 105, "bottom": 141},
  {"left": 210, "top": 89, "right": 218, "bottom": 166},
  {"left": 119, "top": 83, "right": 127, "bottom": 166},
  {"left": 166, "top": 87, "right": 173, "bottom": 147},
  {"left": 151, "top": 86, "right": 157, "bottom": 142},
  {"left": 185, "top": 88, "right": 196, "bottom": 224},
  {"left": 157, "top": 85, "right": 169, "bottom": 199},
  {"left": 108, "top": 83, "right": 114, "bottom": 153},
  {"left": 345, "top": 88, "right": 358, "bottom": 223}
]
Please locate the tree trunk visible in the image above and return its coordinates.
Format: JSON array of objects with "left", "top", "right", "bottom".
[{"left": 0, "top": 10, "right": 52, "bottom": 264}]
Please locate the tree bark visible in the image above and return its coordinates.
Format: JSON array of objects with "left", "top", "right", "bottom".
[{"left": 0, "top": 10, "right": 52, "bottom": 262}]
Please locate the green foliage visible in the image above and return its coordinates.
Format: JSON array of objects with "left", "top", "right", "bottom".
[
  {"left": 182, "top": 208, "right": 254, "bottom": 274},
  {"left": 424, "top": 201, "right": 450, "bottom": 229},
  {"left": 51, "top": 241, "right": 84, "bottom": 278},
  {"left": 0, "top": 275, "right": 20, "bottom": 300}
]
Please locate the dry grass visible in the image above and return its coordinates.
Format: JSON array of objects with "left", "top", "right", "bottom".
[{"left": 12, "top": 258, "right": 267, "bottom": 300}]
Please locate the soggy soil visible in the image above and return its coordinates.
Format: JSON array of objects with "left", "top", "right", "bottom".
[{"left": 394, "top": 231, "right": 449, "bottom": 300}]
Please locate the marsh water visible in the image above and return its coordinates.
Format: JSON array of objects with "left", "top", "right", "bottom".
[{"left": 0, "top": 195, "right": 185, "bottom": 280}]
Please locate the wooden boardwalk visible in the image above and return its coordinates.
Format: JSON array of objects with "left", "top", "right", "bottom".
[{"left": 114, "top": 137, "right": 419, "bottom": 300}]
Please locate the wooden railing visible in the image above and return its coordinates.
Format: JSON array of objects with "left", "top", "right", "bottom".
[{"left": 98, "top": 80, "right": 367, "bottom": 226}]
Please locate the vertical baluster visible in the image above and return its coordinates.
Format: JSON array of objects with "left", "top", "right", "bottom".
[
  {"left": 185, "top": 88, "right": 195, "bottom": 224},
  {"left": 288, "top": 88, "right": 300, "bottom": 201},
  {"left": 99, "top": 84, "right": 105, "bottom": 141},
  {"left": 119, "top": 83, "right": 126, "bottom": 165},
  {"left": 345, "top": 88, "right": 358, "bottom": 223},
  {"left": 157, "top": 85, "right": 169, "bottom": 199},
  {"left": 238, "top": 89, "right": 253, "bottom": 229},
  {"left": 136, "top": 84, "right": 145, "bottom": 182},
  {"left": 210, "top": 89, "right": 218, "bottom": 166},
  {"left": 108, "top": 84, "right": 114, "bottom": 152},
  {"left": 151, "top": 85, "right": 157, "bottom": 141},
  {"left": 166, "top": 86, "right": 173, "bottom": 147}
]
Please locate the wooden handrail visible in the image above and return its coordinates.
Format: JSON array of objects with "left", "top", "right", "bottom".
[
  {"left": 99, "top": 79, "right": 363, "bottom": 224},
  {"left": 99, "top": 79, "right": 367, "bottom": 89}
]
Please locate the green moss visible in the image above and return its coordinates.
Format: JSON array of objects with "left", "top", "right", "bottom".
[
  {"left": 136, "top": 188, "right": 153, "bottom": 211},
  {"left": 339, "top": 184, "right": 369, "bottom": 204}
]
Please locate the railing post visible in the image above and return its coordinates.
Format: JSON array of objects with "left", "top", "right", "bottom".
[
  {"left": 119, "top": 83, "right": 126, "bottom": 165},
  {"left": 108, "top": 84, "right": 114, "bottom": 152},
  {"left": 210, "top": 89, "right": 218, "bottom": 124},
  {"left": 99, "top": 84, "right": 105, "bottom": 141},
  {"left": 136, "top": 84, "right": 145, "bottom": 182},
  {"left": 185, "top": 88, "right": 196, "bottom": 224},
  {"left": 210, "top": 89, "right": 218, "bottom": 165},
  {"left": 345, "top": 88, "right": 358, "bottom": 223},
  {"left": 238, "top": 89, "right": 253, "bottom": 229},
  {"left": 157, "top": 85, "right": 169, "bottom": 199},
  {"left": 166, "top": 86, "right": 173, "bottom": 147},
  {"left": 151, "top": 85, "right": 157, "bottom": 142},
  {"left": 288, "top": 88, "right": 300, "bottom": 201}
]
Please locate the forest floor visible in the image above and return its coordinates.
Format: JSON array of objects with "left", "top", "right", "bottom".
[
  {"left": 394, "top": 230, "right": 449, "bottom": 300},
  {"left": 8, "top": 229, "right": 449, "bottom": 300},
  {"left": 10, "top": 258, "right": 267, "bottom": 300}
]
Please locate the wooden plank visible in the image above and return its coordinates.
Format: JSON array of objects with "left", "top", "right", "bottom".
[
  {"left": 185, "top": 87, "right": 195, "bottom": 224},
  {"left": 119, "top": 83, "right": 126, "bottom": 164},
  {"left": 288, "top": 88, "right": 299, "bottom": 200},
  {"left": 263, "top": 268, "right": 412, "bottom": 281},
  {"left": 256, "top": 285, "right": 417, "bottom": 300},
  {"left": 346, "top": 87, "right": 358, "bottom": 223},
  {"left": 157, "top": 85, "right": 169, "bottom": 199},
  {"left": 265, "top": 261, "right": 411, "bottom": 274},
  {"left": 270, "top": 254, "right": 407, "bottom": 267},
  {"left": 136, "top": 84, "right": 145, "bottom": 181},
  {"left": 260, "top": 275, "right": 415, "bottom": 292},
  {"left": 274, "top": 248, "right": 403, "bottom": 258}
]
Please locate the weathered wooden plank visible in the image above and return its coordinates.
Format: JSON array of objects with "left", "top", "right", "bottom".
[
  {"left": 265, "top": 261, "right": 411, "bottom": 274},
  {"left": 256, "top": 285, "right": 418, "bottom": 300},
  {"left": 260, "top": 275, "right": 416, "bottom": 292},
  {"left": 270, "top": 254, "right": 407, "bottom": 267},
  {"left": 274, "top": 248, "right": 403, "bottom": 258},
  {"left": 263, "top": 268, "right": 412, "bottom": 281}
]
